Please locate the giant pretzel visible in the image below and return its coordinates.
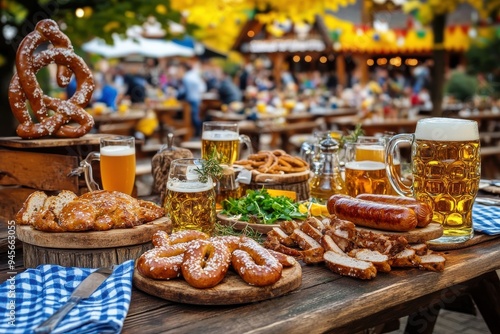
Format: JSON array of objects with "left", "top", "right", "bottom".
[{"left": 9, "top": 19, "right": 95, "bottom": 139}]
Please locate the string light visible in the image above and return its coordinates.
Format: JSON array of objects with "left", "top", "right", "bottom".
[{"left": 75, "top": 8, "right": 85, "bottom": 18}]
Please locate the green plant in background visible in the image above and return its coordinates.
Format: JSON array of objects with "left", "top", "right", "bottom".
[
  {"left": 466, "top": 33, "right": 500, "bottom": 97},
  {"left": 445, "top": 70, "right": 478, "bottom": 102}
]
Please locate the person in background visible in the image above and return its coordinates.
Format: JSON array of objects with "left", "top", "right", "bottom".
[
  {"left": 92, "top": 72, "right": 118, "bottom": 110},
  {"left": 178, "top": 62, "right": 206, "bottom": 137},
  {"left": 217, "top": 71, "right": 242, "bottom": 105},
  {"left": 123, "top": 73, "right": 146, "bottom": 104}
]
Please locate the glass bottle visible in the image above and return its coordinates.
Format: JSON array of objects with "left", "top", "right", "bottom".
[{"left": 309, "top": 137, "right": 347, "bottom": 204}]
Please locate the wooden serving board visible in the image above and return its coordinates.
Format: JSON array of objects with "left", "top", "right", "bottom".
[
  {"left": 217, "top": 213, "right": 281, "bottom": 234},
  {"left": 356, "top": 223, "right": 443, "bottom": 244},
  {"left": 17, "top": 217, "right": 171, "bottom": 249},
  {"left": 0, "top": 134, "right": 107, "bottom": 148},
  {"left": 133, "top": 261, "right": 302, "bottom": 305},
  {"left": 251, "top": 170, "right": 310, "bottom": 183}
]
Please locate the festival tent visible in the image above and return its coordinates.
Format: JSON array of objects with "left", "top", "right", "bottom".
[{"left": 82, "top": 34, "right": 195, "bottom": 58}]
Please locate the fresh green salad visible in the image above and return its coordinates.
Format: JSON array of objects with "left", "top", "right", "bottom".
[{"left": 220, "top": 188, "right": 307, "bottom": 225}]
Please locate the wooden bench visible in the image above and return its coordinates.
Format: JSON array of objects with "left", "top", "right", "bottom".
[{"left": 481, "top": 146, "right": 500, "bottom": 179}]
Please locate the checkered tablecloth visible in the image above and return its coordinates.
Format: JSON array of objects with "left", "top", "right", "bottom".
[
  {"left": 0, "top": 260, "right": 134, "bottom": 334},
  {"left": 473, "top": 204, "right": 500, "bottom": 235}
]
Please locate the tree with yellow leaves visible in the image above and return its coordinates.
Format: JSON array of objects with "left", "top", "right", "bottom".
[{"left": 403, "top": 0, "right": 500, "bottom": 116}]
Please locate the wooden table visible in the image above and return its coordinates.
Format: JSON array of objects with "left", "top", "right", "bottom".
[
  {"left": 335, "top": 116, "right": 423, "bottom": 137},
  {"left": 206, "top": 109, "right": 357, "bottom": 152},
  {"left": 2, "top": 190, "right": 499, "bottom": 334},
  {"left": 93, "top": 110, "right": 146, "bottom": 136},
  {"left": 2, "top": 230, "right": 498, "bottom": 334},
  {"left": 152, "top": 103, "right": 192, "bottom": 143}
]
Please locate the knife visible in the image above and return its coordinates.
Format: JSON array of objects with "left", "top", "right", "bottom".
[{"left": 34, "top": 266, "right": 114, "bottom": 334}]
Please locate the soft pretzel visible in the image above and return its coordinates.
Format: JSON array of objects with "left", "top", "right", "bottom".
[
  {"left": 8, "top": 19, "right": 94, "bottom": 139},
  {"left": 181, "top": 239, "right": 232, "bottom": 288},
  {"left": 137, "top": 244, "right": 188, "bottom": 280},
  {"left": 232, "top": 237, "right": 283, "bottom": 286},
  {"left": 235, "top": 150, "right": 308, "bottom": 175}
]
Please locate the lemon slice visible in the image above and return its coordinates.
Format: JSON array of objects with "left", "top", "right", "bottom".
[
  {"left": 266, "top": 189, "right": 297, "bottom": 201},
  {"left": 302, "top": 202, "right": 330, "bottom": 217}
]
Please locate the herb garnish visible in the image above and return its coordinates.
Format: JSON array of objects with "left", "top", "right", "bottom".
[
  {"left": 220, "top": 188, "right": 307, "bottom": 224},
  {"left": 194, "top": 149, "right": 223, "bottom": 183},
  {"left": 339, "top": 123, "right": 364, "bottom": 148}
]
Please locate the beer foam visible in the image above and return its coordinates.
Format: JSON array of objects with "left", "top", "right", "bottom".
[
  {"left": 345, "top": 161, "right": 385, "bottom": 171},
  {"left": 167, "top": 180, "right": 213, "bottom": 193},
  {"left": 202, "top": 130, "right": 239, "bottom": 141},
  {"left": 101, "top": 145, "right": 135, "bottom": 156},
  {"left": 415, "top": 118, "right": 479, "bottom": 141}
]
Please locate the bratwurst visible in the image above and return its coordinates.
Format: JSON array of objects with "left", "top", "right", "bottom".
[
  {"left": 356, "top": 194, "right": 432, "bottom": 228},
  {"left": 327, "top": 194, "right": 418, "bottom": 232}
]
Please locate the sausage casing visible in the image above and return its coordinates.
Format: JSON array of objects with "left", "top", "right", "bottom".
[
  {"left": 332, "top": 197, "right": 418, "bottom": 232},
  {"left": 356, "top": 194, "right": 432, "bottom": 228}
]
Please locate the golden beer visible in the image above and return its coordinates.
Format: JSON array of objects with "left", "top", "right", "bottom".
[
  {"left": 413, "top": 135, "right": 480, "bottom": 242},
  {"left": 345, "top": 161, "right": 390, "bottom": 197},
  {"left": 386, "top": 118, "right": 480, "bottom": 244},
  {"left": 165, "top": 183, "right": 216, "bottom": 234},
  {"left": 202, "top": 130, "right": 239, "bottom": 165},
  {"left": 100, "top": 145, "right": 136, "bottom": 195},
  {"left": 355, "top": 144, "right": 385, "bottom": 162}
]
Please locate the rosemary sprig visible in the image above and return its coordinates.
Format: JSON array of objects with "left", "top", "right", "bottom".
[
  {"left": 339, "top": 123, "right": 364, "bottom": 148},
  {"left": 213, "top": 222, "right": 264, "bottom": 243},
  {"left": 194, "top": 149, "right": 224, "bottom": 183}
]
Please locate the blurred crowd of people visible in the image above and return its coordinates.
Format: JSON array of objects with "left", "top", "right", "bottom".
[{"left": 67, "top": 55, "right": 496, "bottom": 139}]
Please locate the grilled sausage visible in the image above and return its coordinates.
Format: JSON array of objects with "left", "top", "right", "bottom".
[
  {"left": 330, "top": 196, "right": 418, "bottom": 232},
  {"left": 327, "top": 194, "right": 351, "bottom": 215},
  {"left": 356, "top": 194, "right": 432, "bottom": 228}
]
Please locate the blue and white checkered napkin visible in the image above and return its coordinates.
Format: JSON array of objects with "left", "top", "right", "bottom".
[
  {"left": 473, "top": 204, "right": 500, "bottom": 235},
  {"left": 0, "top": 260, "right": 134, "bottom": 334}
]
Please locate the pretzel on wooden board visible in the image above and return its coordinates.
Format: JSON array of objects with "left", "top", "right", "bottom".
[
  {"left": 8, "top": 19, "right": 95, "bottom": 139},
  {"left": 235, "top": 150, "right": 309, "bottom": 174}
]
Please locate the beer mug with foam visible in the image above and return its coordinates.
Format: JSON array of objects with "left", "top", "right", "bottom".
[
  {"left": 386, "top": 118, "right": 480, "bottom": 244},
  {"left": 344, "top": 139, "right": 391, "bottom": 197},
  {"left": 164, "top": 158, "right": 216, "bottom": 234},
  {"left": 201, "top": 121, "right": 252, "bottom": 166},
  {"left": 81, "top": 136, "right": 136, "bottom": 195}
]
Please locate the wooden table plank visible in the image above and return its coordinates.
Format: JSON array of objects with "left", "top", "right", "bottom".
[{"left": 122, "top": 237, "right": 500, "bottom": 334}]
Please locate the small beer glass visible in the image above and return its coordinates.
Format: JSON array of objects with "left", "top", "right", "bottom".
[
  {"left": 344, "top": 140, "right": 391, "bottom": 197},
  {"left": 81, "top": 136, "right": 136, "bottom": 195},
  {"left": 164, "top": 158, "right": 216, "bottom": 234},
  {"left": 201, "top": 121, "right": 252, "bottom": 166}
]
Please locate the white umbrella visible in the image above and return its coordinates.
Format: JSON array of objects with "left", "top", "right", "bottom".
[
  {"left": 81, "top": 34, "right": 194, "bottom": 58},
  {"left": 137, "top": 38, "right": 194, "bottom": 58}
]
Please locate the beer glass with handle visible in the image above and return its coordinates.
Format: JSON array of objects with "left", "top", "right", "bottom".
[
  {"left": 164, "top": 158, "right": 216, "bottom": 235},
  {"left": 202, "top": 121, "right": 252, "bottom": 208},
  {"left": 80, "top": 136, "right": 136, "bottom": 195},
  {"left": 386, "top": 118, "right": 480, "bottom": 244},
  {"left": 344, "top": 139, "right": 391, "bottom": 197},
  {"left": 201, "top": 121, "right": 252, "bottom": 166}
]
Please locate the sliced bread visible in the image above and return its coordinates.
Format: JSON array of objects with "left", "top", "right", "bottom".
[{"left": 15, "top": 191, "right": 47, "bottom": 225}]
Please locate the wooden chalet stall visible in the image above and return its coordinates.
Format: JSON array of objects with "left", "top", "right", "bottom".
[{"left": 231, "top": 15, "right": 335, "bottom": 88}]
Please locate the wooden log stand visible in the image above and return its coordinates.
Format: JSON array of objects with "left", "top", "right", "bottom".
[{"left": 16, "top": 217, "right": 171, "bottom": 268}]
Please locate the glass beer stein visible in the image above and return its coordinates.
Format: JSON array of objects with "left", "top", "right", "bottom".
[
  {"left": 80, "top": 136, "right": 136, "bottom": 195},
  {"left": 386, "top": 118, "right": 481, "bottom": 244},
  {"left": 164, "top": 158, "right": 216, "bottom": 234},
  {"left": 201, "top": 121, "right": 252, "bottom": 166},
  {"left": 344, "top": 139, "right": 391, "bottom": 197}
]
